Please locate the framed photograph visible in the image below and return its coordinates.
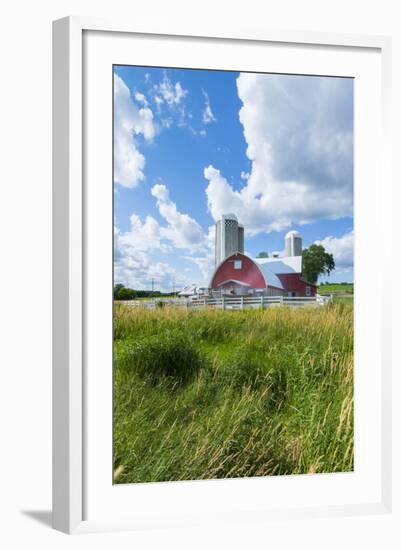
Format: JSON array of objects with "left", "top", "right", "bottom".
[{"left": 52, "top": 17, "right": 392, "bottom": 534}]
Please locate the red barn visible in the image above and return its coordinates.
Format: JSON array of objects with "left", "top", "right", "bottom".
[{"left": 210, "top": 252, "right": 317, "bottom": 297}]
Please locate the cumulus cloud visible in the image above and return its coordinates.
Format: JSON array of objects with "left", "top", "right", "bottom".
[
  {"left": 205, "top": 73, "right": 353, "bottom": 234},
  {"left": 114, "top": 183, "right": 215, "bottom": 291},
  {"left": 151, "top": 183, "right": 205, "bottom": 248},
  {"left": 114, "top": 245, "right": 184, "bottom": 292},
  {"left": 181, "top": 225, "right": 216, "bottom": 282},
  {"left": 202, "top": 90, "right": 216, "bottom": 124},
  {"left": 114, "top": 74, "right": 156, "bottom": 188},
  {"left": 114, "top": 215, "right": 185, "bottom": 292},
  {"left": 315, "top": 230, "right": 354, "bottom": 269},
  {"left": 117, "top": 214, "right": 170, "bottom": 254}
]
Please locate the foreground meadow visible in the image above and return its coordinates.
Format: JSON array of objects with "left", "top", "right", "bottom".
[{"left": 113, "top": 303, "right": 353, "bottom": 483}]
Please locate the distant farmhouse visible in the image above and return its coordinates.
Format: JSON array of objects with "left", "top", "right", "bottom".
[{"left": 210, "top": 214, "right": 317, "bottom": 298}]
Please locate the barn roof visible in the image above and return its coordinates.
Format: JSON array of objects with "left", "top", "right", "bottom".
[
  {"left": 255, "top": 255, "right": 302, "bottom": 274},
  {"left": 256, "top": 264, "right": 284, "bottom": 290},
  {"left": 178, "top": 284, "right": 199, "bottom": 296}
]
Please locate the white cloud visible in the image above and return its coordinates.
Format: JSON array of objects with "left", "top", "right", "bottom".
[
  {"left": 151, "top": 183, "right": 205, "bottom": 248},
  {"left": 181, "top": 225, "right": 216, "bottom": 283},
  {"left": 151, "top": 183, "right": 170, "bottom": 202},
  {"left": 202, "top": 90, "right": 216, "bottom": 124},
  {"left": 150, "top": 73, "right": 194, "bottom": 131},
  {"left": 315, "top": 230, "right": 354, "bottom": 269},
  {"left": 114, "top": 74, "right": 157, "bottom": 188},
  {"left": 114, "top": 184, "right": 215, "bottom": 290},
  {"left": 205, "top": 73, "right": 353, "bottom": 234},
  {"left": 114, "top": 247, "right": 185, "bottom": 292},
  {"left": 117, "top": 214, "right": 170, "bottom": 253},
  {"left": 114, "top": 216, "right": 186, "bottom": 292},
  {"left": 134, "top": 92, "right": 148, "bottom": 105},
  {"left": 153, "top": 74, "right": 187, "bottom": 107},
  {"left": 161, "top": 117, "right": 173, "bottom": 129}
]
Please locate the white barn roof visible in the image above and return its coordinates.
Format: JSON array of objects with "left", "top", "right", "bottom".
[
  {"left": 257, "top": 264, "right": 284, "bottom": 290},
  {"left": 255, "top": 255, "right": 302, "bottom": 274},
  {"left": 178, "top": 284, "right": 199, "bottom": 296}
]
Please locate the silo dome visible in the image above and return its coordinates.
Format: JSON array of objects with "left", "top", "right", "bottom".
[
  {"left": 285, "top": 230, "right": 301, "bottom": 238},
  {"left": 223, "top": 213, "right": 238, "bottom": 221}
]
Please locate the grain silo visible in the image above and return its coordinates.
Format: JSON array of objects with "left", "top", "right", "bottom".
[
  {"left": 285, "top": 230, "right": 302, "bottom": 257},
  {"left": 238, "top": 224, "right": 245, "bottom": 254},
  {"left": 215, "top": 214, "right": 241, "bottom": 266}
]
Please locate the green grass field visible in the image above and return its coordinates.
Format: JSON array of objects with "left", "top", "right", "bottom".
[
  {"left": 113, "top": 303, "right": 353, "bottom": 483},
  {"left": 136, "top": 296, "right": 169, "bottom": 301},
  {"left": 318, "top": 283, "right": 354, "bottom": 294}
]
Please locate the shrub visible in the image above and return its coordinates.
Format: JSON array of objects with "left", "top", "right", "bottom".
[{"left": 120, "top": 331, "right": 205, "bottom": 386}]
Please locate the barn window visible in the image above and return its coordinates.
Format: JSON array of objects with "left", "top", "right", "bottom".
[
  {"left": 234, "top": 260, "right": 242, "bottom": 269},
  {"left": 306, "top": 286, "right": 311, "bottom": 296}
]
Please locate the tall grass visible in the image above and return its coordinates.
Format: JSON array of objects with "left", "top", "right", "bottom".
[{"left": 114, "top": 303, "right": 353, "bottom": 483}]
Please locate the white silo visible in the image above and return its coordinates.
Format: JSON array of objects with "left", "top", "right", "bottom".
[
  {"left": 238, "top": 224, "right": 245, "bottom": 254},
  {"left": 285, "top": 230, "right": 302, "bottom": 257},
  {"left": 215, "top": 214, "right": 241, "bottom": 266}
]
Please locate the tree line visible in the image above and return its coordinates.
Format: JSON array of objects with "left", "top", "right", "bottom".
[{"left": 114, "top": 283, "right": 175, "bottom": 301}]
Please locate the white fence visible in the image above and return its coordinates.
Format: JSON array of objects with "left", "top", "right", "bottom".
[
  {"left": 189, "top": 294, "right": 331, "bottom": 309},
  {"left": 121, "top": 294, "right": 332, "bottom": 310}
]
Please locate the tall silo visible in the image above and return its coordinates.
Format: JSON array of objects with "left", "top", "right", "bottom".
[
  {"left": 238, "top": 224, "right": 245, "bottom": 254},
  {"left": 215, "top": 214, "right": 240, "bottom": 266},
  {"left": 285, "top": 230, "right": 302, "bottom": 257},
  {"left": 215, "top": 219, "right": 222, "bottom": 267}
]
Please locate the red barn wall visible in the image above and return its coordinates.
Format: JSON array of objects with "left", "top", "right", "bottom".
[
  {"left": 277, "top": 273, "right": 317, "bottom": 296},
  {"left": 211, "top": 253, "right": 266, "bottom": 290}
]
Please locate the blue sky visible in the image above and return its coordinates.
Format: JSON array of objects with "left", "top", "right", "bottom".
[{"left": 114, "top": 66, "right": 354, "bottom": 292}]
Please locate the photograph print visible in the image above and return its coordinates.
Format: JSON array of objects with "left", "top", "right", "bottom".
[{"left": 113, "top": 65, "right": 354, "bottom": 484}]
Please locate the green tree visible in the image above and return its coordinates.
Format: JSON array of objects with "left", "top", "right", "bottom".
[
  {"left": 256, "top": 251, "right": 269, "bottom": 258},
  {"left": 302, "top": 244, "right": 335, "bottom": 284},
  {"left": 114, "top": 283, "right": 124, "bottom": 297},
  {"left": 114, "top": 284, "right": 136, "bottom": 300}
]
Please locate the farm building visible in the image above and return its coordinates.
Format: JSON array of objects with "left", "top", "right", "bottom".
[
  {"left": 178, "top": 284, "right": 208, "bottom": 297},
  {"left": 209, "top": 225, "right": 317, "bottom": 298}
]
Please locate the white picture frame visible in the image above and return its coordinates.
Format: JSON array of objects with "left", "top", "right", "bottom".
[{"left": 52, "top": 16, "right": 392, "bottom": 534}]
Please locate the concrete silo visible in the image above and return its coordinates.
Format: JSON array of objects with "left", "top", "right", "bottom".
[
  {"left": 215, "top": 214, "right": 242, "bottom": 266},
  {"left": 238, "top": 224, "right": 245, "bottom": 254},
  {"left": 285, "top": 230, "right": 302, "bottom": 257}
]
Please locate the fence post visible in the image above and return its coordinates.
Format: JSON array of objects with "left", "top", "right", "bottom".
[
  {"left": 280, "top": 296, "right": 284, "bottom": 307},
  {"left": 240, "top": 296, "right": 244, "bottom": 310},
  {"left": 222, "top": 296, "right": 225, "bottom": 310},
  {"left": 261, "top": 295, "right": 264, "bottom": 309}
]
